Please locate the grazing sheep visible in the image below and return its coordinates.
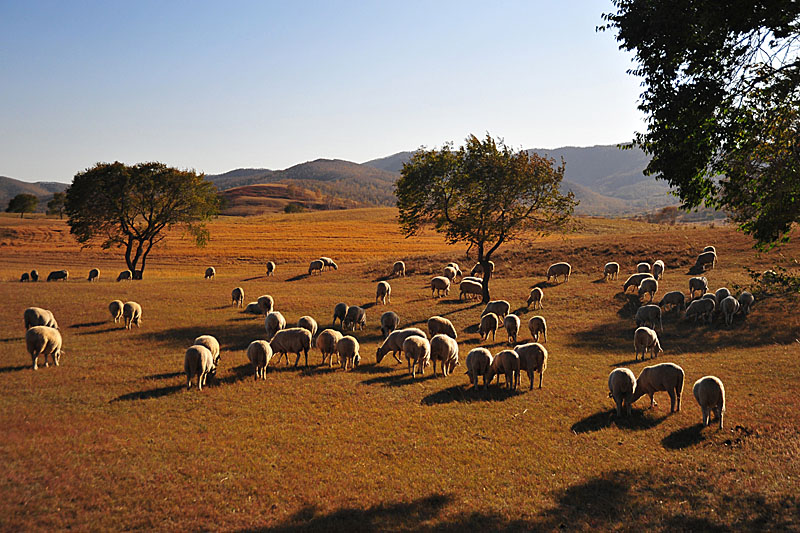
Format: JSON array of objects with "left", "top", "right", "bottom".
[
  {"left": 635, "top": 304, "right": 663, "bottom": 332},
  {"left": 487, "top": 349, "right": 520, "bottom": 390},
  {"left": 117, "top": 270, "right": 133, "bottom": 282},
  {"left": 25, "top": 326, "right": 63, "bottom": 370},
  {"left": 631, "top": 363, "right": 684, "bottom": 412},
  {"left": 658, "top": 291, "right": 686, "bottom": 313},
  {"left": 603, "top": 262, "right": 620, "bottom": 281},
  {"left": 317, "top": 329, "right": 343, "bottom": 367},
  {"left": 257, "top": 295, "right": 275, "bottom": 315},
  {"left": 231, "top": 287, "right": 244, "bottom": 308},
  {"left": 47, "top": 269, "right": 68, "bottom": 282},
  {"left": 738, "top": 291, "right": 755, "bottom": 315},
  {"left": 343, "top": 306, "right": 366, "bottom": 331},
  {"left": 504, "top": 314, "right": 521, "bottom": 345},
  {"left": 459, "top": 280, "right": 483, "bottom": 300},
  {"left": 30, "top": 270, "right": 39, "bottom": 282},
  {"left": 527, "top": 287, "right": 544, "bottom": 309},
  {"left": 608, "top": 368, "right": 637, "bottom": 417},
  {"left": 265, "top": 261, "right": 276, "bottom": 276},
  {"left": 265, "top": 311, "right": 286, "bottom": 340},
  {"left": 447, "top": 262, "right": 461, "bottom": 273},
  {"left": 319, "top": 257, "right": 338, "bottom": 271},
  {"left": 471, "top": 261, "right": 495, "bottom": 277},
  {"left": 336, "top": 335, "right": 361, "bottom": 370},
  {"left": 652, "top": 260, "right": 665, "bottom": 280},
  {"left": 527, "top": 316, "right": 547, "bottom": 343},
  {"left": 427, "top": 316, "right": 457, "bottom": 340},
  {"left": 720, "top": 295, "right": 740, "bottom": 326},
  {"left": 376, "top": 328, "right": 427, "bottom": 364},
  {"left": 685, "top": 298, "right": 715, "bottom": 324},
  {"left": 689, "top": 276, "right": 709, "bottom": 298},
  {"left": 546, "top": 262, "right": 571, "bottom": 283},
  {"left": 122, "top": 301, "right": 142, "bottom": 329},
  {"left": 693, "top": 376, "right": 726, "bottom": 429},
  {"left": 429, "top": 334, "right": 459, "bottom": 377},
  {"left": 24, "top": 307, "right": 58, "bottom": 330},
  {"left": 633, "top": 326, "right": 663, "bottom": 361},
  {"left": 695, "top": 250, "right": 717, "bottom": 271},
  {"left": 638, "top": 277, "right": 659, "bottom": 302},
  {"left": 482, "top": 300, "right": 510, "bottom": 319},
  {"left": 442, "top": 266, "right": 457, "bottom": 281},
  {"left": 194, "top": 335, "right": 221, "bottom": 364},
  {"left": 109, "top": 300, "right": 124, "bottom": 323},
  {"left": 247, "top": 340, "right": 273, "bottom": 380},
  {"left": 430, "top": 276, "right": 451, "bottom": 298},
  {"left": 403, "top": 335, "right": 431, "bottom": 378},
  {"left": 244, "top": 302, "right": 262, "bottom": 314},
  {"left": 514, "top": 342, "right": 547, "bottom": 390},
  {"left": 623, "top": 273, "right": 654, "bottom": 293},
  {"left": 465, "top": 348, "right": 493, "bottom": 389},
  {"left": 333, "top": 302, "right": 348, "bottom": 327},
  {"left": 714, "top": 287, "right": 731, "bottom": 306},
  {"left": 637, "top": 262, "right": 651, "bottom": 274},
  {"left": 271, "top": 327, "right": 313, "bottom": 367},
  {"left": 380, "top": 311, "right": 400, "bottom": 338},
  {"left": 376, "top": 281, "right": 391, "bottom": 305},
  {"left": 308, "top": 259, "right": 325, "bottom": 276},
  {"left": 462, "top": 276, "right": 483, "bottom": 284},
  {"left": 20, "top": 272, "right": 30, "bottom": 282},
  {"left": 184, "top": 344, "right": 215, "bottom": 390},
  {"left": 703, "top": 245, "right": 716, "bottom": 254},
  {"left": 88, "top": 268, "right": 100, "bottom": 282},
  {"left": 297, "top": 316, "right": 318, "bottom": 343},
  {"left": 204, "top": 266, "right": 215, "bottom": 280},
  {"left": 393, "top": 261, "right": 406, "bottom": 277},
  {"left": 479, "top": 312, "right": 500, "bottom": 342}
]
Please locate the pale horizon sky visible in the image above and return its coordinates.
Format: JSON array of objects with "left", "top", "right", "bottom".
[{"left": 1, "top": 1, "right": 644, "bottom": 184}]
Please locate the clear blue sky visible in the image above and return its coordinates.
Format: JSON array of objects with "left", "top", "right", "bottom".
[{"left": 0, "top": 0, "right": 643, "bottom": 183}]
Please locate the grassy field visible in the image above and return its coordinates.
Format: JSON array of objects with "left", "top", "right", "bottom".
[{"left": 1, "top": 209, "right": 799, "bottom": 531}]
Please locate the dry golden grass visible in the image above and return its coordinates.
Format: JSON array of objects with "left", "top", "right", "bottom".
[{"left": 1, "top": 210, "right": 799, "bottom": 531}]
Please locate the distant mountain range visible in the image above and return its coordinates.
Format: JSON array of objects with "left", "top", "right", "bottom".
[{"left": 0, "top": 176, "right": 68, "bottom": 212}]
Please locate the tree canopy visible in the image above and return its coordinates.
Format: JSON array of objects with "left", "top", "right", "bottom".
[
  {"left": 602, "top": 0, "right": 800, "bottom": 246},
  {"left": 396, "top": 134, "right": 576, "bottom": 302},
  {"left": 6, "top": 193, "right": 38, "bottom": 218},
  {"left": 47, "top": 192, "right": 66, "bottom": 219},
  {"left": 65, "top": 162, "right": 221, "bottom": 277}
]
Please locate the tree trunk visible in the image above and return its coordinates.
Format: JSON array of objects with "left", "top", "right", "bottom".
[{"left": 480, "top": 261, "right": 492, "bottom": 303}]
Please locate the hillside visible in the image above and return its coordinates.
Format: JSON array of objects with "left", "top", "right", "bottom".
[
  {"left": 0, "top": 176, "right": 67, "bottom": 212},
  {"left": 219, "top": 183, "right": 365, "bottom": 215}
]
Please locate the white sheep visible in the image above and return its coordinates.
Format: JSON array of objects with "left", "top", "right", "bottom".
[
  {"left": 459, "top": 279, "right": 483, "bottom": 300},
  {"left": 658, "top": 291, "right": 685, "bottom": 312},
  {"left": 380, "top": 311, "right": 400, "bottom": 338},
  {"left": 689, "top": 276, "right": 708, "bottom": 298},
  {"left": 24, "top": 307, "right": 58, "bottom": 330},
  {"left": 247, "top": 340, "right": 273, "bottom": 380},
  {"left": 265, "top": 261, "right": 276, "bottom": 276},
  {"left": 634, "top": 304, "right": 663, "bottom": 332},
  {"left": 265, "top": 311, "right": 286, "bottom": 340},
  {"left": 403, "top": 335, "right": 431, "bottom": 378},
  {"left": 695, "top": 250, "right": 717, "bottom": 271},
  {"left": 738, "top": 291, "right": 755, "bottom": 315},
  {"left": 308, "top": 259, "right": 325, "bottom": 276},
  {"left": 204, "top": 267, "right": 215, "bottom": 280},
  {"left": 258, "top": 295, "right": 275, "bottom": 315},
  {"left": 336, "top": 335, "right": 361, "bottom": 370},
  {"left": 487, "top": 349, "right": 520, "bottom": 390},
  {"left": 479, "top": 312, "right": 499, "bottom": 342},
  {"left": 430, "top": 276, "right": 451, "bottom": 298},
  {"left": 109, "top": 300, "right": 123, "bottom": 323},
  {"left": 376, "top": 328, "right": 427, "bottom": 364},
  {"left": 714, "top": 287, "right": 731, "bottom": 306},
  {"left": 481, "top": 300, "right": 510, "bottom": 319},
  {"left": 46, "top": 269, "right": 68, "bottom": 281},
  {"left": 693, "top": 376, "right": 726, "bottom": 429},
  {"left": 719, "top": 295, "right": 740, "bottom": 326},
  {"left": 244, "top": 302, "right": 262, "bottom": 314},
  {"left": 652, "top": 260, "right": 665, "bottom": 280},
  {"left": 123, "top": 301, "right": 142, "bottom": 330},
  {"left": 429, "top": 334, "right": 459, "bottom": 377},
  {"left": 703, "top": 245, "right": 716, "bottom": 254},
  {"left": 630, "top": 362, "right": 684, "bottom": 412},
  {"left": 117, "top": 270, "right": 132, "bottom": 282},
  {"left": 343, "top": 306, "right": 366, "bottom": 331},
  {"left": 443, "top": 265, "right": 459, "bottom": 281},
  {"left": 636, "top": 262, "right": 651, "bottom": 274},
  {"left": 504, "top": 314, "right": 521, "bottom": 345},
  {"left": 633, "top": 326, "right": 663, "bottom": 361},
  {"left": 332, "top": 302, "right": 347, "bottom": 327},
  {"left": 297, "top": 316, "right": 318, "bottom": 344},
  {"left": 376, "top": 281, "right": 391, "bottom": 305},
  {"left": 392, "top": 261, "right": 406, "bottom": 277},
  {"left": 88, "top": 268, "right": 100, "bottom": 282},
  {"left": 270, "top": 327, "right": 313, "bottom": 367},
  {"left": 527, "top": 315, "right": 547, "bottom": 343},
  {"left": 685, "top": 298, "right": 715, "bottom": 324},
  {"left": 231, "top": 287, "right": 244, "bottom": 308},
  {"left": 623, "top": 273, "right": 654, "bottom": 293},
  {"left": 26, "top": 326, "right": 63, "bottom": 370},
  {"left": 603, "top": 262, "right": 620, "bottom": 281},
  {"left": 194, "top": 335, "right": 221, "bottom": 364},
  {"left": 462, "top": 276, "right": 483, "bottom": 284},
  {"left": 513, "top": 342, "right": 547, "bottom": 390},
  {"left": 638, "top": 277, "right": 658, "bottom": 302},
  {"left": 527, "top": 287, "right": 544, "bottom": 309},
  {"left": 608, "top": 368, "right": 637, "bottom": 417},
  {"left": 471, "top": 261, "right": 495, "bottom": 277},
  {"left": 447, "top": 263, "right": 463, "bottom": 279},
  {"left": 184, "top": 344, "right": 215, "bottom": 390},
  {"left": 427, "top": 316, "right": 457, "bottom": 339},
  {"left": 546, "top": 262, "right": 571, "bottom": 283},
  {"left": 465, "top": 347, "right": 493, "bottom": 389},
  {"left": 319, "top": 257, "right": 338, "bottom": 271},
  {"left": 317, "top": 329, "right": 343, "bottom": 367}
]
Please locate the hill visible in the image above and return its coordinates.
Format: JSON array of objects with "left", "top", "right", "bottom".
[
  {"left": 0, "top": 176, "right": 67, "bottom": 212},
  {"left": 219, "top": 183, "right": 365, "bottom": 215}
]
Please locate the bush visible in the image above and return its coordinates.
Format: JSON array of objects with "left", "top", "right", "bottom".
[{"left": 284, "top": 203, "right": 305, "bottom": 214}]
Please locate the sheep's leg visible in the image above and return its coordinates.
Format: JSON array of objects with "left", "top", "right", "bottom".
[
  {"left": 668, "top": 389, "right": 676, "bottom": 412},
  {"left": 649, "top": 394, "right": 656, "bottom": 408},
  {"left": 187, "top": 375, "right": 192, "bottom": 389},
  {"left": 717, "top": 409, "right": 724, "bottom": 429},
  {"left": 432, "top": 359, "right": 437, "bottom": 377},
  {"left": 538, "top": 371, "right": 543, "bottom": 389},
  {"left": 294, "top": 352, "right": 301, "bottom": 368}
]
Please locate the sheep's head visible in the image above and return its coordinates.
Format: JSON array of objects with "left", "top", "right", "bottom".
[
  {"left": 375, "top": 346, "right": 385, "bottom": 364},
  {"left": 54, "top": 349, "right": 62, "bottom": 366},
  {"left": 353, "top": 353, "right": 361, "bottom": 367}
]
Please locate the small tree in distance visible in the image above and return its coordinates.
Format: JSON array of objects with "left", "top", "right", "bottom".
[
  {"left": 396, "top": 134, "right": 577, "bottom": 303},
  {"left": 6, "top": 193, "right": 38, "bottom": 218},
  {"left": 47, "top": 192, "right": 66, "bottom": 219}
]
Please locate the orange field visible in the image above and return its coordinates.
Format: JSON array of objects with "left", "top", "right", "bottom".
[{"left": 1, "top": 209, "right": 799, "bottom": 531}]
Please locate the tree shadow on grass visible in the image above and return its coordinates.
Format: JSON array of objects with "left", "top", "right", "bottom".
[
  {"left": 69, "top": 321, "right": 106, "bottom": 329},
  {"left": 0, "top": 364, "right": 29, "bottom": 374},
  {"left": 570, "top": 409, "right": 666, "bottom": 434},
  {"left": 421, "top": 383, "right": 523, "bottom": 405},
  {"left": 662, "top": 423, "right": 706, "bottom": 450}
]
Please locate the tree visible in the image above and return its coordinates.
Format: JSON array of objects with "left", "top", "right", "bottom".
[
  {"left": 65, "top": 162, "right": 221, "bottom": 278},
  {"left": 396, "top": 134, "right": 577, "bottom": 303},
  {"left": 47, "top": 192, "right": 66, "bottom": 219},
  {"left": 6, "top": 193, "right": 38, "bottom": 218},
  {"left": 602, "top": 1, "right": 800, "bottom": 247}
]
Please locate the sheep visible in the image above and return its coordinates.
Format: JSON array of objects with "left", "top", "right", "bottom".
[
  {"left": 117, "top": 270, "right": 132, "bottom": 282},
  {"left": 514, "top": 342, "right": 547, "bottom": 390},
  {"left": 720, "top": 295, "right": 740, "bottom": 326},
  {"left": 317, "top": 329, "right": 343, "bottom": 367},
  {"left": 88, "top": 268, "right": 100, "bottom": 282},
  {"left": 693, "top": 376, "right": 726, "bottom": 429},
  {"left": 123, "top": 301, "right": 142, "bottom": 329},
  {"left": 26, "top": 326, "right": 63, "bottom": 370},
  {"left": 30, "top": 270, "right": 39, "bottom": 282},
  {"left": 109, "top": 300, "right": 124, "bottom": 323},
  {"left": 482, "top": 300, "right": 510, "bottom": 319},
  {"left": 738, "top": 291, "right": 755, "bottom": 315},
  {"left": 689, "top": 276, "right": 708, "bottom": 298},
  {"left": 343, "top": 306, "right": 366, "bottom": 331},
  {"left": 376, "top": 328, "right": 427, "bottom": 364},
  {"left": 634, "top": 304, "right": 663, "bottom": 332},
  {"left": 504, "top": 314, "right": 521, "bottom": 345},
  {"left": 443, "top": 265, "right": 461, "bottom": 281},
  {"left": 527, "top": 287, "right": 544, "bottom": 309},
  {"left": 695, "top": 250, "right": 717, "bottom": 271},
  {"left": 633, "top": 326, "right": 663, "bottom": 361},
  {"left": 265, "top": 311, "right": 286, "bottom": 340},
  {"left": 430, "top": 276, "right": 451, "bottom": 298},
  {"left": 703, "top": 245, "right": 716, "bottom": 254},
  {"left": 297, "top": 316, "right": 318, "bottom": 344},
  {"left": 403, "top": 336, "right": 431, "bottom": 378},
  {"left": 471, "top": 261, "right": 495, "bottom": 277},
  {"left": 446, "top": 263, "right": 463, "bottom": 280},
  {"left": 685, "top": 298, "right": 715, "bottom": 324},
  {"left": 658, "top": 291, "right": 685, "bottom": 313},
  {"left": 527, "top": 316, "right": 547, "bottom": 343},
  {"left": 257, "top": 295, "right": 275, "bottom": 315},
  {"left": 623, "top": 273, "right": 654, "bottom": 293},
  {"left": 447, "top": 262, "right": 461, "bottom": 273},
  {"left": 380, "top": 311, "right": 400, "bottom": 338},
  {"left": 204, "top": 266, "right": 215, "bottom": 280},
  {"left": 637, "top": 277, "right": 658, "bottom": 302},
  {"left": 336, "top": 335, "right": 361, "bottom": 370},
  {"left": 194, "top": 335, "right": 221, "bottom": 364},
  {"left": 319, "top": 257, "right": 338, "bottom": 271},
  {"left": 462, "top": 276, "right": 483, "bottom": 284},
  {"left": 427, "top": 316, "right": 457, "bottom": 339},
  {"left": 231, "top": 287, "right": 244, "bottom": 308},
  {"left": 479, "top": 312, "right": 500, "bottom": 342},
  {"left": 24, "top": 307, "right": 58, "bottom": 330},
  {"left": 47, "top": 269, "right": 68, "bottom": 282},
  {"left": 459, "top": 280, "right": 483, "bottom": 300},
  {"left": 265, "top": 261, "right": 276, "bottom": 276},
  {"left": 487, "top": 349, "right": 520, "bottom": 390},
  {"left": 247, "top": 340, "right": 273, "bottom": 380},
  {"left": 392, "top": 261, "right": 406, "bottom": 277},
  {"left": 714, "top": 287, "right": 731, "bottom": 306},
  {"left": 603, "top": 262, "right": 620, "bottom": 281},
  {"left": 429, "top": 334, "right": 459, "bottom": 377},
  {"left": 308, "top": 259, "right": 325, "bottom": 276},
  {"left": 244, "top": 302, "right": 262, "bottom": 314},
  {"left": 333, "top": 302, "right": 348, "bottom": 326},
  {"left": 652, "top": 260, "right": 665, "bottom": 280},
  {"left": 631, "top": 363, "right": 684, "bottom": 412},
  {"left": 376, "top": 281, "right": 391, "bottom": 305},
  {"left": 270, "top": 327, "right": 312, "bottom": 367},
  {"left": 20, "top": 272, "right": 30, "bottom": 282},
  {"left": 465, "top": 348, "right": 493, "bottom": 389},
  {"left": 184, "top": 344, "right": 215, "bottom": 390},
  {"left": 637, "top": 262, "right": 651, "bottom": 274},
  {"left": 546, "top": 262, "right": 571, "bottom": 283},
  {"left": 608, "top": 368, "right": 637, "bottom": 417}
]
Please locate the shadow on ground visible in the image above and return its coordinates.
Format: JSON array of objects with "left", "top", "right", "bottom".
[
  {"left": 662, "top": 423, "right": 706, "bottom": 450},
  {"left": 0, "top": 364, "right": 30, "bottom": 374},
  {"left": 69, "top": 321, "right": 106, "bottom": 329},
  {"left": 421, "top": 384, "right": 523, "bottom": 405},
  {"left": 570, "top": 409, "right": 667, "bottom": 434}
]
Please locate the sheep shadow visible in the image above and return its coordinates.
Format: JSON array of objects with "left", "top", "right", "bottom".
[
  {"left": 351, "top": 364, "right": 395, "bottom": 375},
  {"left": 463, "top": 324, "right": 480, "bottom": 335},
  {"left": 77, "top": 326, "right": 125, "bottom": 336},
  {"left": 662, "top": 423, "right": 705, "bottom": 450},
  {"left": 0, "top": 336, "right": 24, "bottom": 344},
  {"left": 285, "top": 274, "right": 308, "bottom": 282},
  {"left": 0, "top": 364, "right": 30, "bottom": 374},
  {"left": 241, "top": 275, "right": 266, "bottom": 282},
  {"left": 421, "top": 384, "right": 522, "bottom": 405},
  {"left": 143, "top": 371, "right": 184, "bottom": 380},
  {"left": 372, "top": 274, "right": 393, "bottom": 282},
  {"left": 686, "top": 264, "right": 707, "bottom": 275},
  {"left": 615, "top": 292, "right": 643, "bottom": 319},
  {"left": 69, "top": 321, "right": 106, "bottom": 329},
  {"left": 570, "top": 409, "right": 666, "bottom": 434},
  {"left": 359, "top": 302, "right": 376, "bottom": 310},
  {"left": 361, "top": 372, "right": 434, "bottom": 387},
  {"left": 530, "top": 280, "right": 550, "bottom": 289},
  {"left": 610, "top": 356, "right": 655, "bottom": 367},
  {"left": 217, "top": 363, "right": 258, "bottom": 385},
  {"left": 111, "top": 384, "right": 185, "bottom": 402}
]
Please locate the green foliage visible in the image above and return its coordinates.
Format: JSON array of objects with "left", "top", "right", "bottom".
[
  {"left": 602, "top": 0, "right": 800, "bottom": 246},
  {"left": 65, "top": 162, "right": 221, "bottom": 276},
  {"left": 6, "top": 193, "right": 38, "bottom": 218},
  {"left": 47, "top": 192, "right": 66, "bottom": 219},
  {"left": 735, "top": 265, "right": 800, "bottom": 297},
  {"left": 284, "top": 202, "right": 305, "bottom": 213}
]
